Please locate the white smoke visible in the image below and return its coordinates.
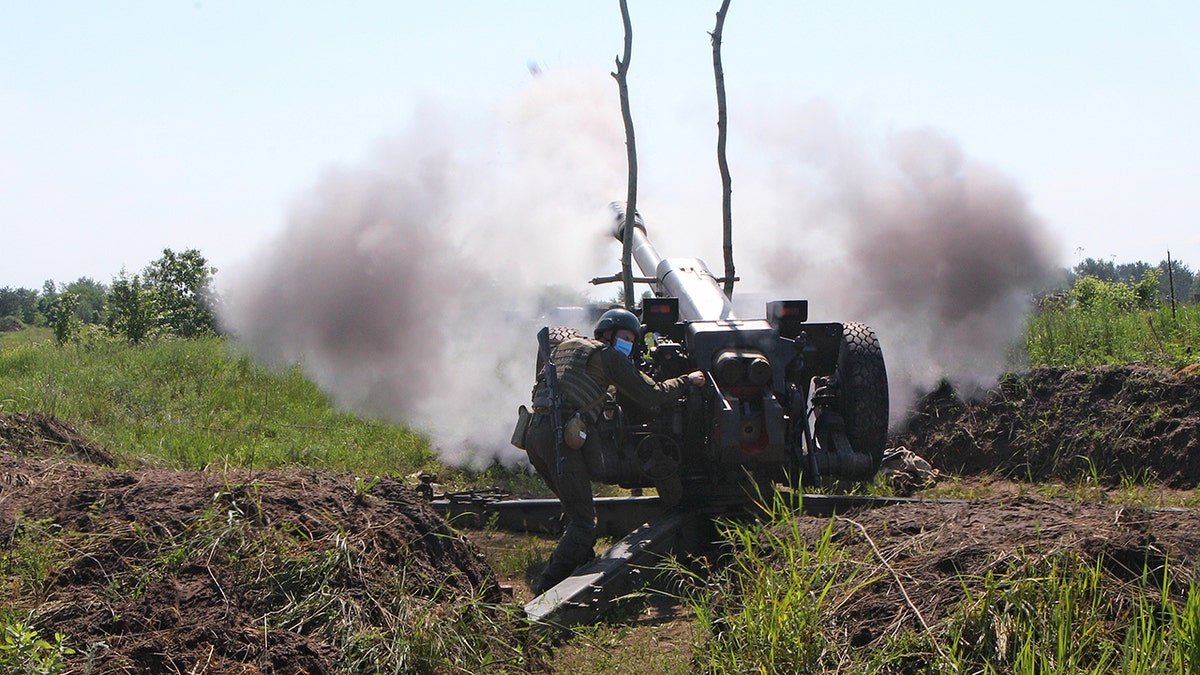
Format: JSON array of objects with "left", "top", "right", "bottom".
[
  {"left": 220, "top": 73, "right": 1061, "bottom": 469},
  {"left": 219, "top": 70, "right": 627, "bottom": 469}
]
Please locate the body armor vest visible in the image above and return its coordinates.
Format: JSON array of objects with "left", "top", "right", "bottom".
[{"left": 532, "top": 338, "right": 608, "bottom": 420}]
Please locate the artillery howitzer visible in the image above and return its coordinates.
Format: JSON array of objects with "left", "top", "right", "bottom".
[
  {"left": 433, "top": 206, "right": 891, "bottom": 627},
  {"left": 579, "top": 206, "right": 889, "bottom": 502}
]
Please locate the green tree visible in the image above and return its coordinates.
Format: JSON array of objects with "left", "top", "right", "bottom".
[
  {"left": 143, "top": 248, "right": 216, "bottom": 338},
  {"left": 51, "top": 290, "right": 80, "bottom": 345},
  {"left": 1159, "top": 259, "right": 1195, "bottom": 304},
  {"left": 0, "top": 287, "right": 39, "bottom": 325},
  {"left": 64, "top": 277, "right": 107, "bottom": 324},
  {"left": 1073, "top": 257, "right": 1119, "bottom": 283},
  {"left": 1115, "top": 260, "right": 1154, "bottom": 285},
  {"left": 1133, "top": 269, "right": 1161, "bottom": 309},
  {"left": 106, "top": 272, "right": 154, "bottom": 344},
  {"left": 36, "top": 280, "right": 57, "bottom": 324}
]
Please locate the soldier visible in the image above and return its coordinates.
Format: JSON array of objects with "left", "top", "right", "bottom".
[{"left": 523, "top": 308, "right": 706, "bottom": 594}]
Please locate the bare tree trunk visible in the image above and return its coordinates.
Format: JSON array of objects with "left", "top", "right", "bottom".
[
  {"left": 1168, "top": 249, "right": 1177, "bottom": 319},
  {"left": 712, "top": 0, "right": 735, "bottom": 298},
  {"left": 613, "top": 0, "right": 638, "bottom": 310}
]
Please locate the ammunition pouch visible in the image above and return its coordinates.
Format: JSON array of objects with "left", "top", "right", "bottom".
[{"left": 510, "top": 405, "right": 533, "bottom": 450}]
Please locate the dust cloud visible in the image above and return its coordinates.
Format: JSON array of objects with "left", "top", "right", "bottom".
[{"left": 220, "top": 74, "right": 1060, "bottom": 469}]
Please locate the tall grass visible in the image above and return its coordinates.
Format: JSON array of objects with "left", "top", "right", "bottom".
[
  {"left": 0, "top": 330, "right": 435, "bottom": 475},
  {"left": 680, "top": 502, "right": 1200, "bottom": 674},
  {"left": 674, "top": 496, "right": 860, "bottom": 673},
  {"left": 1026, "top": 301, "right": 1200, "bottom": 369},
  {"left": 945, "top": 551, "right": 1200, "bottom": 675}
]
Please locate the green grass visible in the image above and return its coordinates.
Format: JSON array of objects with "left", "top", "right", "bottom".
[
  {"left": 943, "top": 552, "right": 1200, "bottom": 674},
  {"left": 0, "top": 330, "right": 436, "bottom": 476},
  {"left": 1026, "top": 301, "right": 1200, "bottom": 369}
]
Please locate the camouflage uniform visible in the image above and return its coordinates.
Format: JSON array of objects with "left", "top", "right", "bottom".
[{"left": 525, "top": 337, "right": 692, "bottom": 594}]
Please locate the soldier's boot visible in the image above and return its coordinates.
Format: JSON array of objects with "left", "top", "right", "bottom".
[{"left": 532, "top": 524, "right": 595, "bottom": 595}]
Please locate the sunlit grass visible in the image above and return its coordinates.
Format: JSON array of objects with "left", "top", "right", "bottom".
[
  {"left": 0, "top": 332, "right": 436, "bottom": 476},
  {"left": 1026, "top": 301, "right": 1200, "bottom": 369}
]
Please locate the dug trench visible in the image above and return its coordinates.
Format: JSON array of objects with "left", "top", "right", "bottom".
[{"left": 1, "top": 363, "right": 1198, "bottom": 672}]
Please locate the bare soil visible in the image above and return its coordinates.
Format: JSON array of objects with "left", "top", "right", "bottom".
[
  {"left": 2, "top": 412, "right": 503, "bottom": 674},
  {"left": 896, "top": 364, "right": 1200, "bottom": 488},
  {"left": 1, "top": 363, "right": 1198, "bottom": 672}
]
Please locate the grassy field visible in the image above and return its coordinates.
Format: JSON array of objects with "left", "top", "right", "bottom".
[
  {"left": 0, "top": 328, "right": 438, "bottom": 477},
  {"left": 1026, "top": 298, "right": 1200, "bottom": 369}
]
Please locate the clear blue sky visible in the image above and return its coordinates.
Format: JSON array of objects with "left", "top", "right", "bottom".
[{"left": 3, "top": 1, "right": 1198, "bottom": 289}]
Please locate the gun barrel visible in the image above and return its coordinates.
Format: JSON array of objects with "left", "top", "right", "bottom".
[{"left": 612, "top": 205, "right": 735, "bottom": 321}]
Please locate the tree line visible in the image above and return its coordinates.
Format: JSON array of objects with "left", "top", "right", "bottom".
[
  {"left": 2, "top": 252, "right": 1197, "bottom": 344},
  {"left": 0, "top": 248, "right": 217, "bottom": 344},
  {"left": 1069, "top": 256, "right": 1197, "bottom": 304}
]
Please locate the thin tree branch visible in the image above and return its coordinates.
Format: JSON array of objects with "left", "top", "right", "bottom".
[
  {"left": 613, "top": 0, "right": 638, "bottom": 309},
  {"left": 712, "top": 0, "right": 735, "bottom": 298}
]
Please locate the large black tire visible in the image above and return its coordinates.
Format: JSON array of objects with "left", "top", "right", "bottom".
[
  {"left": 835, "top": 321, "right": 889, "bottom": 469},
  {"left": 547, "top": 325, "right": 584, "bottom": 346}
]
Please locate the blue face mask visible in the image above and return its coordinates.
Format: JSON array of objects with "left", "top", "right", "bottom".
[{"left": 613, "top": 337, "right": 634, "bottom": 357}]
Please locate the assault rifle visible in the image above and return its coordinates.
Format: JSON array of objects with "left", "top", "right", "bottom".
[{"left": 536, "top": 326, "right": 565, "bottom": 478}]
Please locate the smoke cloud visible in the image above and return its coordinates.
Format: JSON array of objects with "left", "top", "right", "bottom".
[
  {"left": 727, "top": 101, "right": 1062, "bottom": 417},
  {"left": 220, "top": 72, "right": 1061, "bottom": 470},
  {"left": 219, "top": 70, "right": 627, "bottom": 469}
]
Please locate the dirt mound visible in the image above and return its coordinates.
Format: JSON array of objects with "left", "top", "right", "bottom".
[
  {"left": 896, "top": 365, "right": 1200, "bottom": 488},
  {"left": 0, "top": 411, "right": 116, "bottom": 466},
  {"left": 0, "top": 414, "right": 514, "bottom": 674},
  {"left": 783, "top": 495, "right": 1200, "bottom": 650}
]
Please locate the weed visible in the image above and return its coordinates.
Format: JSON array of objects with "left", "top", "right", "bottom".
[
  {"left": 0, "top": 516, "right": 64, "bottom": 595},
  {"left": 0, "top": 617, "right": 74, "bottom": 675},
  {"left": 352, "top": 475, "right": 381, "bottom": 502},
  {"left": 674, "top": 494, "right": 853, "bottom": 672}
]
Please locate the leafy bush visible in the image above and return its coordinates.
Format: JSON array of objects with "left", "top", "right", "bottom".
[
  {"left": 50, "top": 291, "right": 80, "bottom": 345},
  {"left": 105, "top": 272, "right": 155, "bottom": 344}
]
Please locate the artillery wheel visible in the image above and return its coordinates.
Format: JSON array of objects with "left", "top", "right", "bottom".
[
  {"left": 548, "top": 326, "right": 584, "bottom": 346},
  {"left": 835, "top": 321, "right": 889, "bottom": 471}
]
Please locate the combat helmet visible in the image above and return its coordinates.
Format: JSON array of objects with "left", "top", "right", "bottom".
[{"left": 593, "top": 308, "right": 641, "bottom": 340}]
